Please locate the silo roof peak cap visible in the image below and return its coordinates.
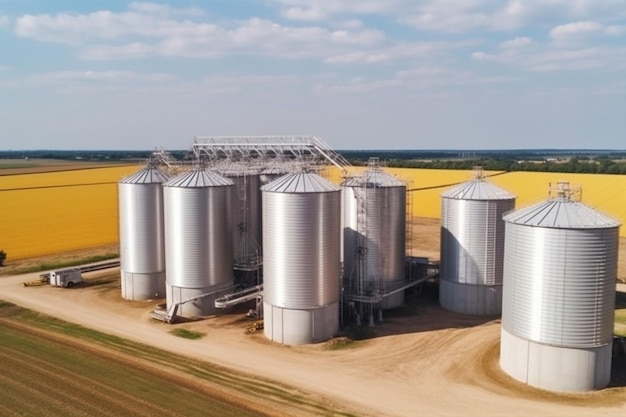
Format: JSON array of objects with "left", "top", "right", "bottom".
[{"left": 472, "top": 166, "right": 485, "bottom": 181}]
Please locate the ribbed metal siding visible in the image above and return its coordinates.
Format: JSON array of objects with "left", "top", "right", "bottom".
[
  {"left": 342, "top": 183, "right": 405, "bottom": 284},
  {"left": 502, "top": 224, "right": 618, "bottom": 347},
  {"left": 263, "top": 188, "right": 341, "bottom": 309},
  {"left": 440, "top": 198, "right": 514, "bottom": 285},
  {"left": 118, "top": 182, "right": 165, "bottom": 273},
  {"left": 164, "top": 174, "right": 233, "bottom": 289}
]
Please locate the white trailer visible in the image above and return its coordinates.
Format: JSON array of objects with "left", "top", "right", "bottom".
[{"left": 49, "top": 268, "right": 83, "bottom": 288}]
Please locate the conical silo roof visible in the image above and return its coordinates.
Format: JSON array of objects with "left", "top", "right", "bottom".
[
  {"left": 120, "top": 165, "right": 169, "bottom": 184},
  {"left": 442, "top": 168, "right": 514, "bottom": 200},
  {"left": 261, "top": 171, "right": 339, "bottom": 193},
  {"left": 165, "top": 168, "right": 233, "bottom": 188},
  {"left": 343, "top": 168, "right": 405, "bottom": 188},
  {"left": 442, "top": 179, "right": 515, "bottom": 200},
  {"left": 503, "top": 197, "right": 620, "bottom": 229}
]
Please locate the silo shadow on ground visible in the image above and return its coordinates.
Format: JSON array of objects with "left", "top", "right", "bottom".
[{"left": 339, "top": 280, "right": 499, "bottom": 341}]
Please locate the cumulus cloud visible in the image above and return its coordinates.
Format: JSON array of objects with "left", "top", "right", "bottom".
[
  {"left": 12, "top": 5, "right": 391, "bottom": 61},
  {"left": 398, "top": 0, "right": 626, "bottom": 33},
  {"left": 549, "top": 21, "right": 602, "bottom": 41},
  {"left": 275, "top": 0, "right": 399, "bottom": 21},
  {"left": 282, "top": 6, "right": 327, "bottom": 21},
  {"left": 500, "top": 36, "right": 532, "bottom": 49}
]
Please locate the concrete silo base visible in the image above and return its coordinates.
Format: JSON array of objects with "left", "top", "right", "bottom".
[
  {"left": 439, "top": 279, "right": 502, "bottom": 315},
  {"left": 121, "top": 271, "right": 165, "bottom": 300},
  {"left": 500, "top": 328, "right": 612, "bottom": 392},
  {"left": 263, "top": 302, "right": 339, "bottom": 345},
  {"left": 166, "top": 283, "right": 233, "bottom": 319}
]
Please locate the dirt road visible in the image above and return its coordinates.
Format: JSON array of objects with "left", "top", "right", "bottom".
[{"left": 1, "top": 269, "right": 624, "bottom": 417}]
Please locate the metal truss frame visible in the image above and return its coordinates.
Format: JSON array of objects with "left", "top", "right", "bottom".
[{"left": 192, "top": 135, "right": 352, "bottom": 175}]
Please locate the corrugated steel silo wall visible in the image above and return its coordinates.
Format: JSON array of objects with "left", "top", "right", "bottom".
[
  {"left": 263, "top": 191, "right": 340, "bottom": 309},
  {"left": 342, "top": 185, "right": 405, "bottom": 282},
  {"left": 118, "top": 182, "right": 166, "bottom": 299},
  {"left": 501, "top": 225, "right": 618, "bottom": 348},
  {"left": 440, "top": 198, "right": 514, "bottom": 286},
  {"left": 366, "top": 185, "right": 406, "bottom": 284},
  {"left": 164, "top": 185, "right": 233, "bottom": 289}
]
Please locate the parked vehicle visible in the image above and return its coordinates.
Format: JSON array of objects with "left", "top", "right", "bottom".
[{"left": 49, "top": 268, "right": 83, "bottom": 288}]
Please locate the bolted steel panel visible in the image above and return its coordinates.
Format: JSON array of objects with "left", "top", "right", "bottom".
[
  {"left": 502, "top": 223, "right": 618, "bottom": 348},
  {"left": 164, "top": 169, "right": 234, "bottom": 289},
  {"left": 263, "top": 172, "right": 341, "bottom": 309}
]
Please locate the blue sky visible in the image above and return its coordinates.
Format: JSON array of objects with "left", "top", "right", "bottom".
[{"left": 0, "top": 1, "right": 624, "bottom": 150}]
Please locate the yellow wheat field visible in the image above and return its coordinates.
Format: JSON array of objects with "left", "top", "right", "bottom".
[
  {"left": 0, "top": 166, "right": 140, "bottom": 259},
  {"left": 1, "top": 165, "right": 624, "bottom": 260},
  {"left": 329, "top": 166, "right": 625, "bottom": 236}
]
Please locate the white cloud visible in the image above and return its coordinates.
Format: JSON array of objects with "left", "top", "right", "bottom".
[
  {"left": 549, "top": 21, "right": 602, "bottom": 41},
  {"left": 471, "top": 51, "right": 494, "bottom": 60},
  {"left": 82, "top": 43, "right": 154, "bottom": 60},
  {"left": 605, "top": 25, "right": 625, "bottom": 36},
  {"left": 398, "top": 0, "right": 626, "bottom": 33},
  {"left": 500, "top": 37, "right": 532, "bottom": 49},
  {"left": 282, "top": 6, "right": 327, "bottom": 21},
  {"left": 13, "top": 6, "right": 390, "bottom": 61},
  {"left": 30, "top": 70, "right": 177, "bottom": 83},
  {"left": 473, "top": 42, "right": 626, "bottom": 72},
  {"left": 128, "top": 2, "right": 205, "bottom": 17},
  {"left": 325, "top": 51, "right": 388, "bottom": 64},
  {"left": 275, "top": 0, "right": 399, "bottom": 21}
]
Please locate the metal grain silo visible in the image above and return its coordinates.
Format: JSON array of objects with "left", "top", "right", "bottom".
[
  {"left": 262, "top": 171, "right": 341, "bottom": 344},
  {"left": 218, "top": 168, "right": 262, "bottom": 270},
  {"left": 163, "top": 168, "right": 234, "bottom": 318},
  {"left": 439, "top": 168, "right": 515, "bottom": 315},
  {"left": 342, "top": 164, "right": 406, "bottom": 311},
  {"left": 118, "top": 165, "right": 169, "bottom": 300},
  {"left": 500, "top": 182, "right": 620, "bottom": 392}
]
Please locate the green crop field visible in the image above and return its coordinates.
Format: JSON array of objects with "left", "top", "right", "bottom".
[{"left": 0, "top": 302, "right": 358, "bottom": 417}]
